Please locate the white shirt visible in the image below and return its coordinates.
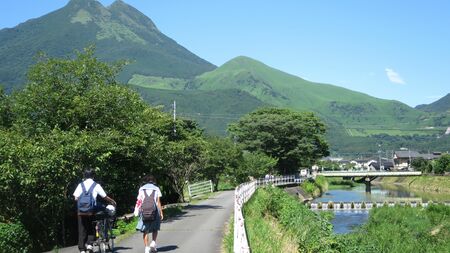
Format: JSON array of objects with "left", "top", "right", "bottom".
[{"left": 73, "top": 178, "right": 107, "bottom": 203}]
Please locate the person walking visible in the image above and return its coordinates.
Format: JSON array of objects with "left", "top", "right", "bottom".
[
  {"left": 134, "top": 175, "right": 164, "bottom": 253},
  {"left": 73, "top": 168, "right": 116, "bottom": 253}
]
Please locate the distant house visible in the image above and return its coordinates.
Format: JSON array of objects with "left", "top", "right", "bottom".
[
  {"left": 394, "top": 150, "right": 432, "bottom": 169},
  {"left": 320, "top": 156, "right": 343, "bottom": 162},
  {"left": 348, "top": 159, "right": 375, "bottom": 171},
  {"left": 420, "top": 152, "right": 442, "bottom": 160},
  {"left": 393, "top": 150, "right": 421, "bottom": 169},
  {"left": 367, "top": 160, "right": 394, "bottom": 171},
  {"left": 393, "top": 150, "right": 443, "bottom": 169},
  {"left": 383, "top": 161, "right": 394, "bottom": 171}
]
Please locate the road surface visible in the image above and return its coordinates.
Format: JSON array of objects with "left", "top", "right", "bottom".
[{"left": 48, "top": 190, "right": 234, "bottom": 253}]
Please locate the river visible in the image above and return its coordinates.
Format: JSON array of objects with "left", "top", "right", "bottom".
[{"left": 312, "top": 183, "right": 450, "bottom": 234}]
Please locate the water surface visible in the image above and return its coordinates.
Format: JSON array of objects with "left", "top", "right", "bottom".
[{"left": 313, "top": 184, "right": 450, "bottom": 234}]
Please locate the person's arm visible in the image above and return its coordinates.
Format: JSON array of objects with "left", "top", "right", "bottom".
[
  {"left": 133, "top": 191, "right": 143, "bottom": 216},
  {"left": 157, "top": 197, "right": 163, "bottom": 220},
  {"left": 96, "top": 184, "right": 116, "bottom": 206},
  {"left": 103, "top": 195, "right": 116, "bottom": 206},
  {"left": 73, "top": 184, "right": 81, "bottom": 201}
]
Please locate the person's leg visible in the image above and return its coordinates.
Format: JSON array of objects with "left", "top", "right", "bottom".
[
  {"left": 78, "top": 216, "right": 87, "bottom": 251},
  {"left": 85, "top": 216, "right": 94, "bottom": 248},
  {"left": 143, "top": 232, "right": 149, "bottom": 245},
  {"left": 152, "top": 230, "right": 158, "bottom": 241},
  {"left": 143, "top": 232, "right": 150, "bottom": 253},
  {"left": 150, "top": 230, "right": 158, "bottom": 251}
]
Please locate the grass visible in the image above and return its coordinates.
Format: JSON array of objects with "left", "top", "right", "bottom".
[
  {"left": 221, "top": 216, "right": 234, "bottom": 253},
  {"left": 242, "top": 186, "right": 450, "bottom": 253},
  {"left": 347, "top": 128, "right": 441, "bottom": 137},
  {"left": 327, "top": 178, "right": 358, "bottom": 189},
  {"left": 380, "top": 175, "right": 450, "bottom": 193},
  {"left": 128, "top": 75, "right": 188, "bottom": 90}
]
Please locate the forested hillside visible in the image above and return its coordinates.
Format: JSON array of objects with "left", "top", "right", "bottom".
[{"left": 0, "top": 0, "right": 215, "bottom": 91}]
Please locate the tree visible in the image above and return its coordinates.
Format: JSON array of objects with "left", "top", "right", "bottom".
[
  {"left": 411, "top": 157, "right": 432, "bottom": 173},
  {"left": 0, "top": 48, "right": 175, "bottom": 251},
  {"left": 228, "top": 108, "right": 329, "bottom": 174},
  {"left": 0, "top": 87, "right": 12, "bottom": 128},
  {"left": 10, "top": 46, "right": 126, "bottom": 135},
  {"left": 202, "top": 137, "right": 243, "bottom": 191},
  {"left": 163, "top": 119, "right": 207, "bottom": 202},
  {"left": 433, "top": 154, "right": 450, "bottom": 174},
  {"left": 235, "top": 151, "right": 277, "bottom": 183}
]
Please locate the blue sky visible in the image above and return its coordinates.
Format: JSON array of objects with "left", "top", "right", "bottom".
[{"left": 1, "top": 0, "right": 449, "bottom": 107}]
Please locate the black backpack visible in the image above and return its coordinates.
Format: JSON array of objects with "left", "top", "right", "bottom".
[
  {"left": 140, "top": 189, "right": 157, "bottom": 221},
  {"left": 77, "top": 182, "right": 97, "bottom": 214}
]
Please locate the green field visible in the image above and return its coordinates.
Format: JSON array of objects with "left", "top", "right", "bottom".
[{"left": 346, "top": 128, "right": 443, "bottom": 137}]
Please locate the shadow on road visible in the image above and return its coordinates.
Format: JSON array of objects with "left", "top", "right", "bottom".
[
  {"left": 114, "top": 246, "right": 133, "bottom": 252},
  {"left": 163, "top": 204, "right": 224, "bottom": 224},
  {"left": 157, "top": 245, "right": 179, "bottom": 252},
  {"left": 185, "top": 204, "right": 223, "bottom": 210}
]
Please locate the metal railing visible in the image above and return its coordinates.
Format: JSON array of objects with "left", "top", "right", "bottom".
[
  {"left": 188, "top": 180, "right": 213, "bottom": 198},
  {"left": 233, "top": 175, "right": 306, "bottom": 253}
]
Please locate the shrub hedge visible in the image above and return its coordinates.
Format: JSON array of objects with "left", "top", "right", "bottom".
[{"left": 0, "top": 222, "right": 32, "bottom": 253}]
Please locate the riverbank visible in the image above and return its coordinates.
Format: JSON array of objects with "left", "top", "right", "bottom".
[
  {"left": 299, "top": 175, "right": 328, "bottom": 198},
  {"left": 377, "top": 175, "right": 450, "bottom": 194},
  {"left": 240, "top": 187, "right": 450, "bottom": 253}
]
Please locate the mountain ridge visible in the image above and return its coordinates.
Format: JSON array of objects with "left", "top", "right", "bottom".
[
  {"left": 0, "top": 0, "right": 215, "bottom": 91},
  {"left": 416, "top": 93, "right": 450, "bottom": 113}
]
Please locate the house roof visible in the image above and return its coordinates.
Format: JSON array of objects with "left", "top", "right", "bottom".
[
  {"left": 394, "top": 150, "right": 421, "bottom": 158},
  {"left": 420, "top": 153, "right": 441, "bottom": 160}
]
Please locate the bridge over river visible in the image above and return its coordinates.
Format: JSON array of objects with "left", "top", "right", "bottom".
[{"left": 317, "top": 171, "right": 422, "bottom": 192}]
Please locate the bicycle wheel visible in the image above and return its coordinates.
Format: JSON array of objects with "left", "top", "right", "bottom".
[
  {"left": 108, "top": 219, "right": 115, "bottom": 253},
  {"left": 99, "top": 242, "right": 108, "bottom": 253}
]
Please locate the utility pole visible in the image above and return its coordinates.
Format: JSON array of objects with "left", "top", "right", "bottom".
[
  {"left": 173, "top": 100, "right": 176, "bottom": 136},
  {"left": 378, "top": 143, "right": 382, "bottom": 171}
]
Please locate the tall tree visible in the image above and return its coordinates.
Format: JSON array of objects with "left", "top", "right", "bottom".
[
  {"left": 229, "top": 108, "right": 329, "bottom": 174},
  {"left": 433, "top": 154, "right": 450, "bottom": 174},
  {"left": 202, "top": 137, "right": 243, "bottom": 191}
]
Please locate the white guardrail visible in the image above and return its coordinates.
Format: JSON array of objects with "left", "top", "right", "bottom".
[
  {"left": 234, "top": 175, "right": 305, "bottom": 253},
  {"left": 188, "top": 180, "right": 213, "bottom": 198}
]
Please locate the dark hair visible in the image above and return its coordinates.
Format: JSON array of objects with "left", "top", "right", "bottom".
[
  {"left": 83, "top": 168, "right": 95, "bottom": 179},
  {"left": 142, "top": 175, "right": 156, "bottom": 185}
]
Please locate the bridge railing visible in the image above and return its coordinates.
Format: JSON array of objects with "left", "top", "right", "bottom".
[{"left": 234, "top": 175, "right": 306, "bottom": 253}]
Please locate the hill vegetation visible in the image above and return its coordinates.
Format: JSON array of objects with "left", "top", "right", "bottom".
[
  {"left": 0, "top": 0, "right": 447, "bottom": 155},
  {"left": 0, "top": 0, "right": 215, "bottom": 91},
  {"left": 129, "top": 57, "right": 449, "bottom": 153},
  {"left": 416, "top": 93, "right": 450, "bottom": 113}
]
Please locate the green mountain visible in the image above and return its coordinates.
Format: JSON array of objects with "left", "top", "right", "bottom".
[
  {"left": 188, "top": 56, "right": 444, "bottom": 136},
  {"left": 0, "top": 0, "right": 215, "bottom": 91},
  {"left": 416, "top": 93, "right": 450, "bottom": 113}
]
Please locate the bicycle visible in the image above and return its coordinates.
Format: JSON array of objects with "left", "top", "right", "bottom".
[{"left": 91, "top": 207, "right": 116, "bottom": 253}]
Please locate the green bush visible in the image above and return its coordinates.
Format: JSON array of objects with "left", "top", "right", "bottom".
[{"left": 0, "top": 222, "right": 32, "bottom": 253}]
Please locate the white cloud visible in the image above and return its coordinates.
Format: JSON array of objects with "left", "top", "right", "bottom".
[{"left": 385, "top": 68, "right": 405, "bottom": 84}]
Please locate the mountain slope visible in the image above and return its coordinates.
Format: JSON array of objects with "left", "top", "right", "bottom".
[
  {"left": 416, "top": 93, "right": 450, "bottom": 113},
  {"left": 189, "top": 56, "right": 430, "bottom": 135},
  {"left": 0, "top": 0, "right": 215, "bottom": 91},
  {"left": 133, "top": 86, "right": 268, "bottom": 135}
]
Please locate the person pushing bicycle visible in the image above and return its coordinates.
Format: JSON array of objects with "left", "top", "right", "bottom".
[{"left": 73, "top": 168, "right": 116, "bottom": 253}]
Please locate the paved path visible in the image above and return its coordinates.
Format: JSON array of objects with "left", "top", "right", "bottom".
[{"left": 48, "top": 190, "right": 234, "bottom": 253}]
